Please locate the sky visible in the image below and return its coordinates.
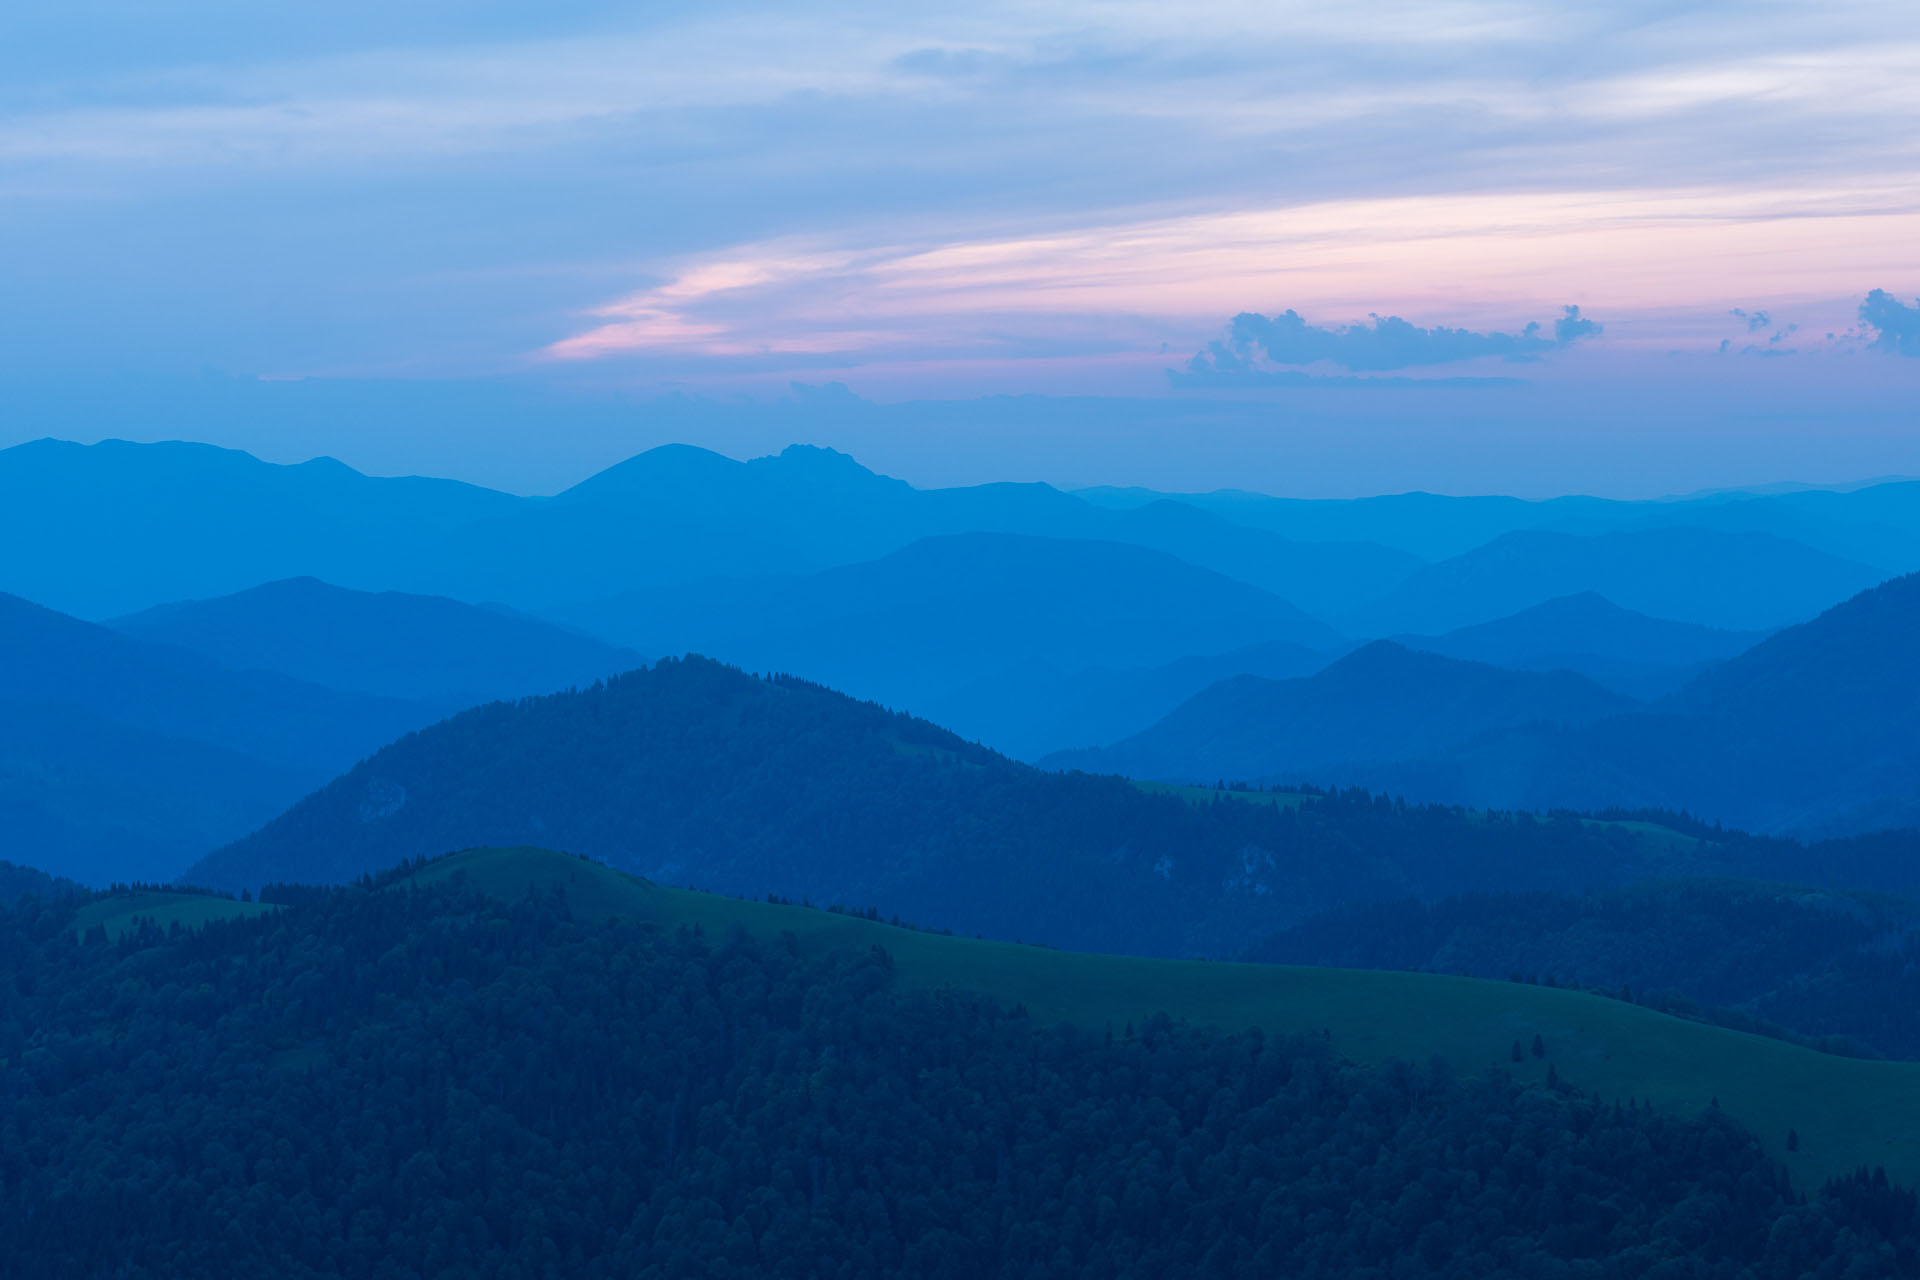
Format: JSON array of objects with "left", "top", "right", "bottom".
[{"left": 2, "top": 1, "right": 1918, "bottom": 496}]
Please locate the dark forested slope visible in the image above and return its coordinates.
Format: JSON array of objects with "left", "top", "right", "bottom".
[
  {"left": 190, "top": 657, "right": 1920, "bottom": 958},
  {"left": 3, "top": 880, "right": 1915, "bottom": 1278},
  {"left": 0, "top": 860, "right": 78, "bottom": 905},
  {"left": 1247, "top": 880, "right": 1920, "bottom": 1059}
]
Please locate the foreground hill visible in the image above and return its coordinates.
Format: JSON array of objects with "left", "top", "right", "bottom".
[
  {"left": 1249, "top": 880, "right": 1920, "bottom": 1058},
  {"left": 10, "top": 851, "right": 1917, "bottom": 1276},
  {"left": 547, "top": 534, "right": 1343, "bottom": 742},
  {"left": 190, "top": 656, "right": 1920, "bottom": 957},
  {"left": 1042, "top": 642, "right": 1633, "bottom": 782},
  {"left": 1396, "top": 592, "right": 1763, "bottom": 698},
  {"left": 113, "top": 577, "right": 640, "bottom": 705},
  {"left": 399, "top": 848, "right": 1920, "bottom": 1187},
  {"left": 0, "top": 592, "right": 438, "bottom": 883},
  {"left": 1340, "top": 526, "right": 1881, "bottom": 635}
]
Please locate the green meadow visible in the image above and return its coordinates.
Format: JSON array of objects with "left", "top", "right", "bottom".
[
  {"left": 401, "top": 845, "right": 1920, "bottom": 1190},
  {"left": 78, "top": 848, "right": 1918, "bottom": 1189},
  {"left": 72, "top": 889, "right": 274, "bottom": 942}
]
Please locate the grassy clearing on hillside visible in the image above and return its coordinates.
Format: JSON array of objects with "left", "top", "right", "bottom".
[
  {"left": 72, "top": 890, "right": 273, "bottom": 942},
  {"left": 1133, "top": 781, "right": 1310, "bottom": 809},
  {"left": 1581, "top": 817, "right": 1710, "bottom": 855},
  {"left": 405, "top": 846, "right": 1920, "bottom": 1191}
]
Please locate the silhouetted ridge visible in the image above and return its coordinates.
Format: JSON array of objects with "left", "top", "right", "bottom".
[
  {"left": 111, "top": 576, "right": 641, "bottom": 704},
  {"left": 1343, "top": 526, "right": 1881, "bottom": 634},
  {"left": 1347, "top": 572, "right": 1920, "bottom": 832},
  {"left": 190, "top": 656, "right": 1825, "bottom": 957},
  {"left": 1043, "top": 641, "right": 1633, "bottom": 782},
  {"left": 1396, "top": 592, "right": 1762, "bottom": 696},
  {"left": 0, "top": 590, "right": 437, "bottom": 883}
]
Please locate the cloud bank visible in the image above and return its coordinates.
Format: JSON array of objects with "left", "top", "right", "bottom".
[
  {"left": 1861, "top": 289, "right": 1920, "bottom": 356},
  {"left": 1176, "top": 306, "right": 1601, "bottom": 381}
]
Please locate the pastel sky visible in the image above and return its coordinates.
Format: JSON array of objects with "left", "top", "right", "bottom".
[{"left": 3, "top": 1, "right": 1918, "bottom": 495}]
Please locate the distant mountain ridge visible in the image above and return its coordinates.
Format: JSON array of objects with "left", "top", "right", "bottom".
[
  {"left": 0, "top": 591, "right": 441, "bottom": 883},
  {"left": 0, "top": 438, "right": 518, "bottom": 618},
  {"left": 112, "top": 577, "right": 641, "bottom": 706},
  {"left": 1395, "top": 592, "right": 1763, "bottom": 697},
  {"left": 0, "top": 437, "right": 1418, "bottom": 619},
  {"left": 1341, "top": 526, "right": 1882, "bottom": 635},
  {"left": 9, "top": 436, "right": 1902, "bottom": 654},
  {"left": 1041, "top": 642, "right": 1635, "bottom": 781},
  {"left": 1129, "top": 572, "right": 1920, "bottom": 835},
  {"left": 1078, "top": 479, "right": 1920, "bottom": 571},
  {"left": 546, "top": 532, "right": 1345, "bottom": 750},
  {"left": 913, "top": 638, "right": 1336, "bottom": 762}
]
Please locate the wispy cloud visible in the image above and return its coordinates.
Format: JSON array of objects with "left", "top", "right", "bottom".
[
  {"left": 6, "top": 2, "right": 1920, "bottom": 386},
  {"left": 539, "top": 184, "right": 1920, "bottom": 374},
  {"left": 1718, "top": 307, "right": 1802, "bottom": 357}
]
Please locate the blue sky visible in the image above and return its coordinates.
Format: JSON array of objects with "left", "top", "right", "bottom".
[{"left": 3, "top": 2, "right": 1918, "bottom": 495}]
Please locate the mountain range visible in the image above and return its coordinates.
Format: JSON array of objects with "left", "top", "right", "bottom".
[
  {"left": 1339, "top": 526, "right": 1881, "bottom": 634},
  {"left": 546, "top": 532, "right": 1343, "bottom": 730},
  {"left": 1079, "top": 478, "right": 1920, "bottom": 571},
  {"left": 12, "top": 433, "right": 1920, "bottom": 882},
  {"left": 2, "top": 582, "right": 650, "bottom": 882},
  {"left": 0, "top": 591, "right": 431, "bottom": 882},
  {"left": 112, "top": 576, "right": 640, "bottom": 707},
  {"left": 1086, "top": 573, "right": 1920, "bottom": 835},
  {"left": 9, "top": 436, "right": 1903, "bottom": 642},
  {"left": 1393, "top": 592, "right": 1763, "bottom": 697},
  {"left": 910, "top": 638, "right": 1334, "bottom": 762},
  {"left": 1, "top": 438, "right": 1419, "bottom": 620},
  {"left": 1042, "top": 642, "right": 1635, "bottom": 781}
]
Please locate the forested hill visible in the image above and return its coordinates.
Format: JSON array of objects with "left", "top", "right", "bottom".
[
  {"left": 0, "top": 860, "right": 78, "bottom": 906},
  {"left": 4, "top": 876, "right": 1916, "bottom": 1277},
  {"left": 1247, "top": 881, "right": 1920, "bottom": 1059},
  {"left": 191, "top": 656, "right": 1920, "bottom": 958}
]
